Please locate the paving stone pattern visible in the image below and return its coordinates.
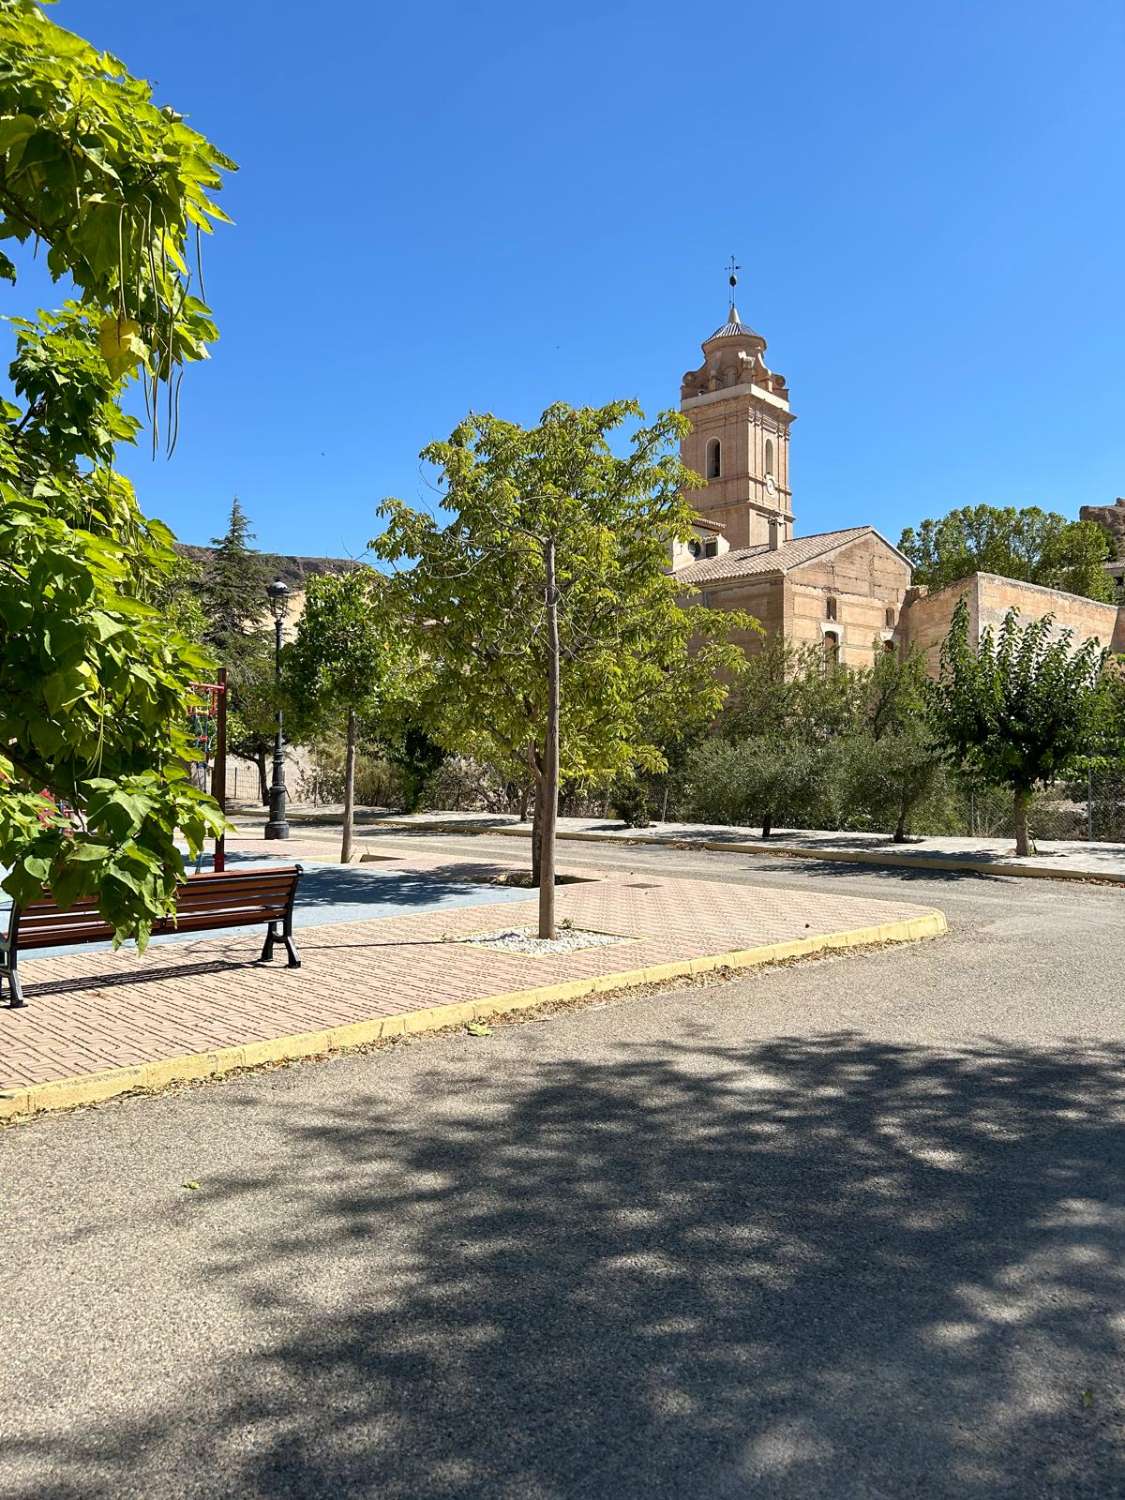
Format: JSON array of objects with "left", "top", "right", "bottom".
[{"left": 0, "top": 853, "right": 938, "bottom": 1090}]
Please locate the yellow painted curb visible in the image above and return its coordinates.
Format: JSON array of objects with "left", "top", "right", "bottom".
[{"left": 0, "top": 910, "right": 947, "bottom": 1124}]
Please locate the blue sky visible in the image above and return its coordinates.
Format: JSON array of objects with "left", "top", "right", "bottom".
[{"left": 36, "top": 1, "right": 1125, "bottom": 557}]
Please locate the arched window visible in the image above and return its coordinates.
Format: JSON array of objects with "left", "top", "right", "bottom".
[
  {"left": 706, "top": 438, "right": 721, "bottom": 480},
  {"left": 823, "top": 631, "right": 840, "bottom": 669},
  {"left": 765, "top": 438, "right": 775, "bottom": 477},
  {"left": 885, "top": 606, "right": 896, "bottom": 628},
  {"left": 826, "top": 595, "right": 838, "bottom": 622}
]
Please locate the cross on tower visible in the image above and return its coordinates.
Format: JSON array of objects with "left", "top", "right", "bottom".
[{"left": 725, "top": 255, "right": 740, "bottom": 310}]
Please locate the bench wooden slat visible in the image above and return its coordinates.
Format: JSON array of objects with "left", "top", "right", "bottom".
[{"left": 1, "top": 863, "right": 304, "bottom": 1006}]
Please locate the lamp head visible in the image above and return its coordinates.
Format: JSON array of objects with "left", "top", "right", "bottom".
[{"left": 266, "top": 577, "right": 290, "bottom": 621}]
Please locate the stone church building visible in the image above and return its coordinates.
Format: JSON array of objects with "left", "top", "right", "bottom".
[{"left": 670, "top": 302, "right": 1125, "bottom": 671}]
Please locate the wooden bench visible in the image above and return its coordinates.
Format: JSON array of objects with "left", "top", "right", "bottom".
[{"left": 0, "top": 863, "right": 303, "bottom": 1009}]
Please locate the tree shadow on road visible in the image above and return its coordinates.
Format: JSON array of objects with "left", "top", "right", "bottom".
[{"left": 13, "top": 1031, "right": 1125, "bottom": 1498}]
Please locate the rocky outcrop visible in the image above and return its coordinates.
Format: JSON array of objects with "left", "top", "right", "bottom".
[{"left": 1080, "top": 497, "right": 1125, "bottom": 558}]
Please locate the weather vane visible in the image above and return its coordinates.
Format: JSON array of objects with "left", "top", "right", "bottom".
[{"left": 726, "top": 255, "right": 740, "bottom": 311}]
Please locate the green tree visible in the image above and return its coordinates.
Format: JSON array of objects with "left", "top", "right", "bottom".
[
  {"left": 708, "top": 638, "right": 855, "bottom": 838},
  {"left": 202, "top": 499, "right": 267, "bottom": 645},
  {"left": 723, "top": 636, "right": 857, "bottom": 745},
  {"left": 685, "top": 734, "right": 818, "bottom": 837},
  {"left": 837, "top": 647, "right": 943, "bottom": 842},
  {"left": 0, "top": 1, "right": 233, "bottom": 945},
  {"left": 899, "top": 504, "right": 1112, "bottom": 602},
  {"left": 930, "top": 599, "right": 1106, "bottom": 855},
  {"left": 196, "top": 501, "right": 275, "bottom": 803},
  {"left": 373, "top": 401, "right": 748, "bottom": 937},
  {"left": 285, "top": 569, "right": 403, "bottom": 863}
]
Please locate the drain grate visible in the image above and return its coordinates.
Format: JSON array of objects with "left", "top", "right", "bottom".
[{"left": 625, "top": 882, "right": 660, "bottom": 889}]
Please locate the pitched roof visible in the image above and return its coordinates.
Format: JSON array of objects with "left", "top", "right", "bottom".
[{"left": 675, "top": 526, "right": 883, "bottom": 587}]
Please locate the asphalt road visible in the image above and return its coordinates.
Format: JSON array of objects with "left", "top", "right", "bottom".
[{"left": 3, "top": 837, "right": 1125, "bottom": 1499}]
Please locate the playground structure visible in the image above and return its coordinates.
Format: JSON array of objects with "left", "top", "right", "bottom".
[{"left": 189, "top": 667, "right": 228, "bottom": 871}]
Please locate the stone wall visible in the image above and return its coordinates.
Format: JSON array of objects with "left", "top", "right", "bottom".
[
  {"left": 787, "top": 534, "right": 911, "bottom": 669},
  {"left": 694, "top": 575, "right": 784, "bottom": 657},
  {"left": 973, "top": 573, "right": 1124, "bottom": 653},
  {"left": 899, "top": 572, "right": 1124, "bottom": 676}
]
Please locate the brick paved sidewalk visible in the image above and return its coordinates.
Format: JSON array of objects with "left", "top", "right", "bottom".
[{"left": 0, "top": 869, "right": 944, "bottom": 1114}]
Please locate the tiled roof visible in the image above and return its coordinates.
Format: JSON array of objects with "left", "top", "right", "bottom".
[
  {"left": 707, "top": 304, "right": 760, "bottom": 341},
  {"left": 674, "top": 526, "right": 875, "bottom": 586}
]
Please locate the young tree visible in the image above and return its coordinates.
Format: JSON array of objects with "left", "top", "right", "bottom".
[
  {"left": 899, "top": 504, "right": 1112, "bottom": 602},
  {"left": 285, "top": 570, "right": 402, "bottom": 862},
  {"left": 0, "top": 1, "right": 233, "bottom": 945},
  {"left": 930, "top": 599, "right": 1106, "bottom": 855},
  {"left": 710, "top": 638, "right": 854, "bottom": 837},
  {"left": 838, "top": 647, "right": 943, "bottom": 842},
  {"left": 373, "top": 401, "right": 747, "bottom": 938}
]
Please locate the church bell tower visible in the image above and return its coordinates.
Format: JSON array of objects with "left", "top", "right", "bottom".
[{"left": 680, "top": 265, "right": 795, "bottom": 550}]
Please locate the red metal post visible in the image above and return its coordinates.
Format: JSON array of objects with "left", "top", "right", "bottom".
[{"left": 213, "top": 667, "right": 227, "bottom": 872}]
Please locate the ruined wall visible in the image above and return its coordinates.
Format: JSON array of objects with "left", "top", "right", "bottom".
[
  {"left": 899, "top": 572, "right": 1125, "bottom": 677},
  {"left": 897, "top": 578, "right": 977, "bottom": 677},
  {"left": 973, "top": 573, "right": 1124, "bottom": 653}
]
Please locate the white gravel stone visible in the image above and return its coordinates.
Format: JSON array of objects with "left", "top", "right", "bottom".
[{"left": 461, "top": 926, "right": 628, "bottom": 956}]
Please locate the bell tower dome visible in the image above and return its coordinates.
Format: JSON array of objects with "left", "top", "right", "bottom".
[{"left": 680, "top": 275, "right": 795, "bottom": 550}]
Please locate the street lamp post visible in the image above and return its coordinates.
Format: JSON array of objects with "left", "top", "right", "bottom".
[{"left": 264, "top": 577, "right": 290, "bottom": 840}]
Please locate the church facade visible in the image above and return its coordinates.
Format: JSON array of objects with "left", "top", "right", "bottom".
[{"left": 670, "top": 303, "right": 1125, "bottom": 671}]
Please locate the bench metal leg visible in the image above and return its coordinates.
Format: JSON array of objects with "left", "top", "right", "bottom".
[
  {"left": 2, "top": 963, "right": 25, "bottom": 1009},
  {"left": 259, "top": 922, "right": 277, "bottom": 963},
  {"left": 259, "top": 922, "right": 299, "bottom": 968}
]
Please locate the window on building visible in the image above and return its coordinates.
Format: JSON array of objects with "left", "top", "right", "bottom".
[
  {"left": 885, "top": 606, "right": 895, "bottom": 628},
  {"left": 826, "top": 595, "right": 838, "bottom": 621},
  {"left": 703, "top": 538, "right": 718, "bottom": 558},
  {"left": 706, "top": 438, "right": 721, "bottom": 479},
  {"left": 823, "top": 631, "right": 840, "bottom": 669},
  {"left": 765, "top": 438, "right": 775, "bottom": 476}
]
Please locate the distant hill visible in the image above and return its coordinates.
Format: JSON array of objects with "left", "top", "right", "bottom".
[
  {"left": 173, "top": 544, "right": 361, "bottom": 589},
  {"left": 1080, "top": 498, "right": 1125, "bottom": 560}
]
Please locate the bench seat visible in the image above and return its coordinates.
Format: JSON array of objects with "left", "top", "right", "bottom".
[{"left": 0, "top": 863, "right": 303, "bottom": 1008}]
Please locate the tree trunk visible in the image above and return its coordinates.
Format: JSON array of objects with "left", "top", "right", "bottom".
[
  {"left": 518, "top": 783, "right": 530, "bottom": 823},
  {"left": 894, "top": 790, "right": 909, "bottom": 843},
  {"left": 761, "top": 814, "right": 772, "bottom": 839},
  {"left": 257, "top": 748, "right": 268, "bottom": 806},
  {"left": 530, "top": 777, "right": 543, "bottom": 885},
  {"left": 1013, "top": 787, "right": 1034, "bottom": 856},
  {"left": 341, "top": 706, "right": 356, "bottom": 864},
  {"left": 661, "top": 783, "right": 670, "bottom": 823},
  {"left": 539, "top": 538, "right": 560, "bottom": 940}
]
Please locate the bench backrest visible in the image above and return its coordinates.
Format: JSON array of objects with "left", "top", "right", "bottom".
[{"left": 8, "top": 864, "right": 303, "bottom": 951}]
